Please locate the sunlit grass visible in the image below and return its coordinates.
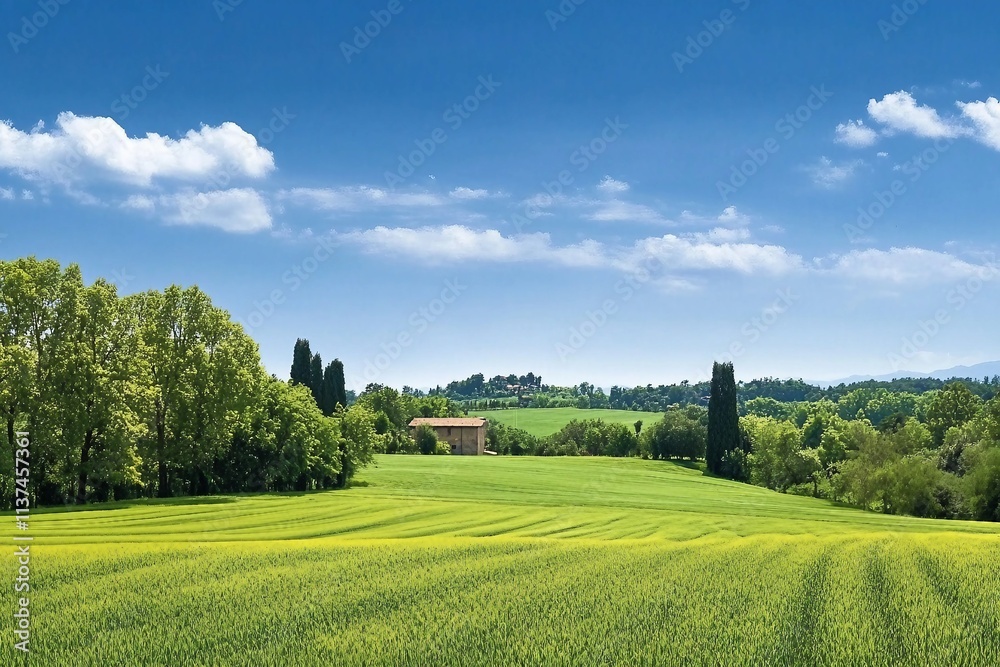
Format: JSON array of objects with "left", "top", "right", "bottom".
[{"left": 3, "top": 456, "right": 999, "bottom": 665}]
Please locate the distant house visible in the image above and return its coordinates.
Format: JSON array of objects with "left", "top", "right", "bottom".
[{"left": 409, "top": 417, "right": 487, "bottom": 455}]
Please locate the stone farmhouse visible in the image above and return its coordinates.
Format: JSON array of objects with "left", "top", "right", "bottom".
[{"left": 408, "top": 417, "right": 487, "bottom": 455}]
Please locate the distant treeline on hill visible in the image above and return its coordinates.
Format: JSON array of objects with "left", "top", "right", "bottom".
[{"left": 426, "top": 372, "right": 1000, "bottom": 413}]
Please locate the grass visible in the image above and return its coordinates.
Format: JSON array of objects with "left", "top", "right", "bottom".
[
  {"left": 3, "top": 456, "right": 1000, "bottom": 665},
  {"left": 473, "top": 407, "right": 663, "bottom": 436}
]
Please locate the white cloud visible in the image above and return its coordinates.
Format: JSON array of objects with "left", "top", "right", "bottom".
[
  {"left": 587, "top": 199, "right": 671, "bottom": 225},
  {"left": 21, "top": 190, "right": 33, "bottom": 200},
  {"left": 956, "top": 80, "right": 983, "bottom": 90},
  {"left": 449, "top": 187, "right": 501, "bottom": 200},
  {"left": 835, "top": 120, "right": 879, "bottom": 148},
  {"left": 121, "top": 188, "right": 271, "bottom": 233},
  {"left": 957, "top": 97, "right": 1000, "bottom": 151},
  {"left": 339, "top": 225, "right": 605, "bottom": 268},
  {"left": 692, "top": 227, "right": 752, "bottom": 243},
  {"left": 0, "top": 113, "right": 274, "bottom": 186},
  {"left": 867, "top": 91, "right": 965, "bottom": 139},
  {"left": 877, "top": 151, "right": 889, "bottom": 158},
  {"left": 597, "top": 176, "right": 630, "bottom": 194},
  {"left": 717, "top": 206, "right": 748, "bottom": 224},
  {"left": 622, "top": 235, "right": 803, "bottom": 275},
  {"left": 0, "top": 187, "right": 13, "bottom": 200},
  {"left": 338, "top": 224, "right": 801, "bottom": 277},
  {"left": 281, "top": 186, "right": 445, "bottom": 212},
  {"left": 825, "top": 247, "right": 996, "bottom": 284},
  {"left": 807, "top": 157, "right": 863, "bottom": 188}
]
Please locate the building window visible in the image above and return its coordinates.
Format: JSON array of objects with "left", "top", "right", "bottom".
[{"left": 447, "top": 427, "right": 452, "bottom": 436}]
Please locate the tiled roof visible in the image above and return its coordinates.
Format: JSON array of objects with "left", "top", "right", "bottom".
[{"left": 409, "top": 418, "right": 487, "bottom": 427}]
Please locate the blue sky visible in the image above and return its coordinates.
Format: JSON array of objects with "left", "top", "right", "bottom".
[{"left": 2, "top": 0, "right": 1000, "bottom": 390}]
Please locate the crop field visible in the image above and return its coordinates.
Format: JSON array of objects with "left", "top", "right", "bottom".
[
  {"left": 474, "top": 407, "right": 664, "bottom": 436},
  {"left": 4, "top": 456, "right": 1000, "bottom": 665}
]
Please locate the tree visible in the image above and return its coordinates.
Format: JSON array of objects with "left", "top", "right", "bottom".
[
  {"left": 320, "top": 362, "right": 338, "bottom": 416},
  {"left": 309, "top": 353, "right": 324, "bottom": 406},
  {"left": 331, "top": 359, "right": 348, "bottom": 409},
  {"left": 927, "top": 383, "right": 983, "bottom": 446},
  {"left": 413, "top": 424, "right": 440, "bottom": 455},
  {"left": 642, "top": 410, "right": 706, "bottom": 461},
  {"left": 290, "top": 338, "right": 312, "bottom": 387},
  {"left": 707, "top": 362, "right": 739, "bottom": 476}
]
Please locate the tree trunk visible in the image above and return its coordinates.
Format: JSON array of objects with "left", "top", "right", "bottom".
[
  {"left": 6, "top": 410, "right": 14, "bottom": 454},
  {"left": 156, "top": 403, "right": 170, "bottom": 498},
  {"left": 76, "top": 429, "right": 94, "bottom": 504}
]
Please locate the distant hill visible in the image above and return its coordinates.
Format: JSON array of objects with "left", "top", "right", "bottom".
[{"left": 815, "top": 361, "right": 1000, "bottom": 388}]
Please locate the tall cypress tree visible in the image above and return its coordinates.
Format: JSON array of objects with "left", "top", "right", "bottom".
[
  {"left": 320, "top": 362, "right": 338, "bottom": 416},
  {"left": 331, "top": 359, "right": 348, "bottom": 409},
  {"left": 290, "top": 338, "right": 312, "bottom": 386},
  {"left": 309, "top": 353, "right": 324, "bottom": 405},
  {"left": 707, "top": 361, "right": 739, "bottom": 476}
]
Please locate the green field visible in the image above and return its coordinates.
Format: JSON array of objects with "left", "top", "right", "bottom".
[
  {"left": 474, "top": 407, "right": 663, "bottom": 436},
  {"left": 4, "top": 456, "right": 1000, "bottom": 665}
]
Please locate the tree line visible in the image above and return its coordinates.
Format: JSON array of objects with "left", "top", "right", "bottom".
[{"left": 0, "top": 258, "right": 376, "bottom": 508}]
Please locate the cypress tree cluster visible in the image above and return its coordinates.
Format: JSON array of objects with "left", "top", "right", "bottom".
[{"left": 290, "top": 338, "right": 348, "bottom": 416}]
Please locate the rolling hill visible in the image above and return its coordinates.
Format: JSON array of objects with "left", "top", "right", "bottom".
[{"left": 4, "top": 455, "right": 999, "bottom": 665}]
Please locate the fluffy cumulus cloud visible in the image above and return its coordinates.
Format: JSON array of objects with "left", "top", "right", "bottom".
[
  {"left": 280, "top": 186, "right": 445, "bottom": 211},
  {"left": 121, "top": 188, "right": 271, "bottom": 233},
  {"left": 867, "top": 91, "right": 964, "bottom": 139},
  {"left": 0, "top": 113, "right": 274, "bottom": 186},
  {"left": 956, "top": 97, "right": 1000, "bottom": 150},
  {"left": 835, "top": 119, "right": 879, "bottom": 148},
  {"left": 840, "top": 90, "right": 1000, "bottom": 153},
  {"left": 0, "top": 186, "right": 14, "bottom": 200}
]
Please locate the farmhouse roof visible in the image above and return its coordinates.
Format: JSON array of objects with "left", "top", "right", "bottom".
[{"left": 409, "top": 418, "right": 487, "bottom": 428}]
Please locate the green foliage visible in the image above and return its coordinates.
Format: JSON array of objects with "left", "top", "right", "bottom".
[
  {"left": 641, "top": 409, "right": 707, "bottom": 461},
  {"left": 708, "top": 362, "right": 741, "bottom": 477},
  {"left": 927, "top": 382, "right": 983, "bottom": 446},
  {"left": 413, "top": 424, "right": 440, "bottom": 456},
  {"left": 485, "top": 421, "right": 538, "bottom": 456},
  {"left": 0, "top": 259, "right": 373, "bottom": 507}
]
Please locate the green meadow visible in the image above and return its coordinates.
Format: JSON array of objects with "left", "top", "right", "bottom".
[
  {"left": 474, "top": 407, "right": 663, "bottom": 437},
  {"left": 4, "top": 456, "right": 1000, "bottom": 665}
]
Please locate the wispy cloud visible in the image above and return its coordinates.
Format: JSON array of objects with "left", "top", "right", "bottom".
[
  {"left": 806, "top": 157, "right": 864, "bottom": 188},
  {"left": 121, "top": 188, "right": 271, "bottom": 233}
]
